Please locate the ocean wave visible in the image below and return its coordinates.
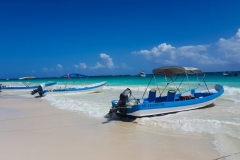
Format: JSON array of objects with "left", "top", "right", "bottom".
[
  {"left": 42, "top": 96, "right": 106, "bottom": 117},
  {"left": 134, "top": 117, "right": 240, "bottom": 139},
  {"left": 104, "top": 85, "right": 153, "bottom": 92},
  {"left": 221, "top": 86, "right": 240, "bottom": 103}
]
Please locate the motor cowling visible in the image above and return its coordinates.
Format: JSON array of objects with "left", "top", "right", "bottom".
[
  {"left": 116, "top": 88, "right": 132, "bottom": 115},
  {"left": 31, "top": 83, "right": 46, "bottom": 96}
]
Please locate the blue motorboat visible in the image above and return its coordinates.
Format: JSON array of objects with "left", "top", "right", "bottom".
[
  {"left": 0, "top": 76, "right": 57, "bottom": 91},
  {"left": 109, "top": 66, "right": 224, "bottom": 117},
  {"left": 31, "top": 73, "right": 106, "bottom": 96}
]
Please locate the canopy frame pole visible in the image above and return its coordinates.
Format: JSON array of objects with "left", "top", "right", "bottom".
[
  {"left": 64, "top": 79, "right": 69, "bottom": 90},
  {"left": 21, "top": 79, "right": 33, "bottom": 87},
  {"left": 160, "top": 82, "right": 169, "bottom": 97},
  {"left": 196, "top": 73, "right": 200, "bottom": 85},
  {"left": 62, "top": 76, "right": 69, "bottom": 90},
  {"left": 159, "top": 72, "right": 172, "bottom": 97},
  {"left": 142, "top": 74, "right": 153, "bottom": 99},
  {"left": 176, "top": 75, "right": 186, "bottom": 93},
  {"left": 83, "top": 76, "right": 89, "bottom": 84},
  {"left": 202, "top": 74, "right": 210, "bottom": 93},
  {"left": 153, "top": 74, "right": 161, "bottom": 96},
  {"left": 69, "top": 77, "right": 77, "bottom": 88},
  {"left": 186, "top": 73, "right": 190, "bottom": 90},
  {"left": 22, "top": 80, "right": 28, "bottom": 87},
  {"left": 170, "top": 76, "right": 181, "bottom": 93}
]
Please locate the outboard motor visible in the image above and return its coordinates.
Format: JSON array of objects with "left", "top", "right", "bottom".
[
  {"left": 108, "top": 88, "right": 132, "bottom": 117},
  {"left": 31, "top": 83, "right": 46, "bottom": 97}
]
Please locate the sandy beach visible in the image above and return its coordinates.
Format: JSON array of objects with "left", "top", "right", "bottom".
[{"left": 0, "top": 93, "right": 221, "bottom": 160}]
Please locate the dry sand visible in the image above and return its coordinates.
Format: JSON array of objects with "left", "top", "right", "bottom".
[{"left": 0, "top": 93, "right": 221, "bottom": 160}]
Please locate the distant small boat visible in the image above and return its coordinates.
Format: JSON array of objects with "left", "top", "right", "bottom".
[
  {"left": 138, "top": 71, "right": 146, "bottom": 77},
  {"left": 223, "top": 71, "right": 231, "bottom": 76},
  {"left": 223, "top": 71, "right": 238, "bottom": 76},
  {"left": 0, "top": 76, "right": 57, "bottom": 91}
]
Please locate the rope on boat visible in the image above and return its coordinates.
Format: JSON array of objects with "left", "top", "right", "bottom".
[
  {"left": 108, "top": 103, "right": 135, "bottom": 119},
  {"left": 213, "top": 151, "right": 240, "bottom": 160}
]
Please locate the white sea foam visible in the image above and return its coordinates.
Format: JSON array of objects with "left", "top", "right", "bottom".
[
  {"left": 104, "top": 85, "right": 153, "bottom": 91},
  {"left": 221, "top": 86, "right": 240, "bottom": 102},
  {"left": 134, "top": 117, "right": 240, "bottom": 138}
]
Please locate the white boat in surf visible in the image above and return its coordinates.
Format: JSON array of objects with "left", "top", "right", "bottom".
[
  {"left": 223, "top": 71, "right": 231, "bottom": 76},
  {"left": 0, "top": 76, "right": 57, "bottom": 92},
  {"left": 223, "top": 71, "right": 238, "bottom": 76},
  {"left": 109, "top": 66, "right": 224, "bottom": 117},
  {"left": 138, "top": 71, "right": 146, "bottom": 77},
  {"left": 31, "top": 73, "right": 106, "bottom": 96}
]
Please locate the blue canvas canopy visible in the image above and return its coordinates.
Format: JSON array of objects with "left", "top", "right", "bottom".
[{"left": 62, "top": 73, "right": 88, "bottom": 78}]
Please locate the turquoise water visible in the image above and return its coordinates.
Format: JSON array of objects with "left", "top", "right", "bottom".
[{"left": 1, "top": 72, "right": 240, "bottom": 87}]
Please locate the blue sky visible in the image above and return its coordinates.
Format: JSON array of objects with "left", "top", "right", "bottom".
[{"left": 1, "top": 0, "right": 240, "bottom": 78}]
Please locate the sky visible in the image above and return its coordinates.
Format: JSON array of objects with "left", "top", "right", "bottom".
[{"left": 0, "top": 0, "right": 240, "bottom": 78}]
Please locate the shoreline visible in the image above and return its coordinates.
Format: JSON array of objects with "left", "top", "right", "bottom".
[{"left": 0, "top": 93, "right": 220, "bottom": 160}]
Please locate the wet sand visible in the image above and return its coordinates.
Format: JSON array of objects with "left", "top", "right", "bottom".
[{"left": 0, "top": 93, "right": 220, "bottom": 160}]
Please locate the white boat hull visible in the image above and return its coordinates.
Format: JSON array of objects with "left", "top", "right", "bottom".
[
  {"left": 43, "top": 82, "right": 106, "bottom": 95},
  {"left": 127, "top": 99, "right": 215, "bottom": 117}
]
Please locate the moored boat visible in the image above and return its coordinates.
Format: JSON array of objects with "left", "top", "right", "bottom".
[
  {"left": 109, "top": 66, "right": 224, "bottom": 117},
  {"left": 0, "top": 77, "right": 57, "bottom": 91},
  {"left": 31, "top": 73, "right": 106, "bottom": 96},
  {"left": 138, "top": 71, "right": 146, "bottom": 77},
  {"left": 223, "top": 71, "right": 231, "bottom": 76}
]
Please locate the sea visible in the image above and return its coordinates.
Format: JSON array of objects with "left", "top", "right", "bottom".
[{"left": 1, "top": 72, "right": 240, "bottom": 159}]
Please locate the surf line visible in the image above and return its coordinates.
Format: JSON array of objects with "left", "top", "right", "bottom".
[{"left": 213, "top": 151, "right": 240, "bottom": 160}]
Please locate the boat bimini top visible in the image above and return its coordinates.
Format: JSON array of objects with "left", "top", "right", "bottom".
[
  {"left": 61, "top": 73, "right": 87, "bottom": 78},
  {"left": 152, "top": 66, "right": 203, "bottom": 78},
  {"left": 18, "top": 76, "right": 35, "bottom": 80},
  {"left": 142, "top": 66, "right": 208, "bottom": 98}
]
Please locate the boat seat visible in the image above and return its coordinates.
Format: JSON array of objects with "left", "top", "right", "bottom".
[
  {"left": 166, "top": 90, "right": 176, "bottom": 102},
  {"left": 147, "top": 89, "right": 156, "bottom": 102}
]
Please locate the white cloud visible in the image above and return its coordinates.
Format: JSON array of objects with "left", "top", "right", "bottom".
[
  {"left": 122, "top": 63, "right": 127, "bottom": 68},
  {"left": 43, "top": 67, "right": 54, "bottom": 72},
  {"left": 56, "top": 64, "right": 63, "bottom": 70},
  {"left": 236, "top": 28, "right": 240, "bottom": 37},
  {"left": 74, "top": 63, "right": 87, "bottom": 69},
  {"left": 121, "top": 63, "right": 133, "bottom": 69},
  {"left": 92, "top": 62, "right": 104, "bottom": 69},
  {"left": 217, "top": 29, "right": 240, "bottom": 62},
  {"left": 132, "top": 41, "right": 228, "bottom": 66},
  {"left": 133, "top": 43, "right": 175, "bottom": 58},
  {"left": 79, "top": 63, "right": 87, "bottom": 68},
  {"left": 100, "top": 53, "right": 114, "bottom": 68},
  {"left": 43, "top": 67, "right": 48, "bottom": 72}
]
